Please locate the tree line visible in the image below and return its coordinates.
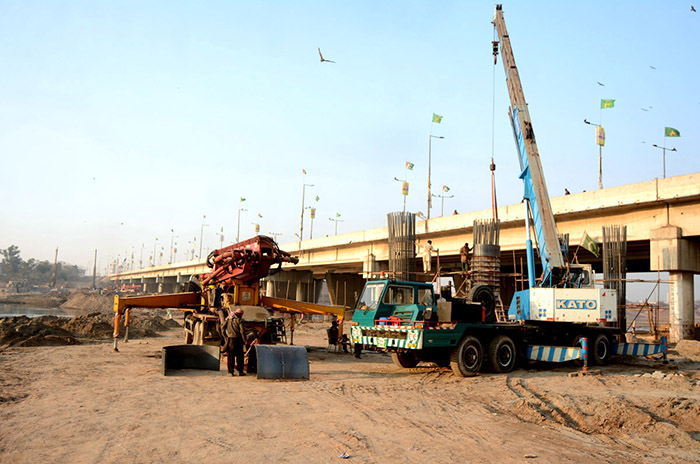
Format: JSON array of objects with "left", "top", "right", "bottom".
[{"left": 0, "top": 245, "right": 85, "bottom": 284}]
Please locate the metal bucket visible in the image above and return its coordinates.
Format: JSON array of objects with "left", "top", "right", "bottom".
[
  {"left": 162, "top": 344, "right": 221, "bottom": 375},
  {"left": 255, "top": 345, "right": 310, "bottom": 380}
]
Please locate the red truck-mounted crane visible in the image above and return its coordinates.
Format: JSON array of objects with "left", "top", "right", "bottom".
[{"left": 112, "top": 235, "right": 344, "bottom": 358}]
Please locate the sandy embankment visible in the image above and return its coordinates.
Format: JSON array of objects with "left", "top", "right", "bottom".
[{"left": 1, "top": 316, "right": 699, "bottom": 464}]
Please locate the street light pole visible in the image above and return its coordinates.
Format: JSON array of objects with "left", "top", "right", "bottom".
[
  {"left": 299, "top": 183, "right": 314, "bottom": 245},
  {"left": 169, "top": 230, "right": 178, "bottom": 264},
  {"left": 236, "top": 208, "right": 247, "bottom": 242},
  {"left": 432, "top": 193, "right": 454, "bottom": 217},
  {"left": 584, "top": 119, "right": 604, "bottom": 189},
  {"left": 329, "top": 215, "right": 344, "bottom": 235},
  {"left": 651, "top": 144, "right": 677, "bottom": 179},
  {"left": 427, "top": 135, "right": 444, "bottom": 221},
  {"left": 152, "top": 238, "right": 158, "bottom": 267},
  {"left": 199, "top": 215, "right": 209, "bottom": 260}
]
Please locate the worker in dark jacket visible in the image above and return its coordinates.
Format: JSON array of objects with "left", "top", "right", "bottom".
[{"left": 223, "top": 307, "right": 246, "bottom": 376}]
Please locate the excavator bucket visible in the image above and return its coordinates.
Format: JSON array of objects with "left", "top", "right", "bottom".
[
  {"left": 162, "top": 344, "right": 221, "bottom": 375},
  {"left": 254, "top": 345, "right": 309, "bottom": 380}
]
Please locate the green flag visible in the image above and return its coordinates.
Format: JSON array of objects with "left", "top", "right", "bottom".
[
  {"left": 315, "top": 195, "right": 320, "bottom": 201},
  {"left": 442, "top": 185, "right": 450, "bottom": 193},
  {"left": 336, "top": 213, "right": 341, "bottom": 218},
  {"left": 406, "top": 161, "right": 414, "bottom": 170},
  {"left": 665, "top": 127, "right": 680, "bottom": 137},
  {"left": 432, "top": 113, "right": 443, "bottom": 123},
  {"left": 601, "top": 99, "right": 615, "bottom": 109},
  {"left": 240, "top": 197, "right": 246, "bottom": 202},
  {"left": 581, "top": 232, "right": 600, "bottom": 257}
]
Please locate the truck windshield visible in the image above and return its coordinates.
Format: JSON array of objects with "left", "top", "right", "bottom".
[
  {"left": 356, "top": 282, "right": 385, "bottom": 311},
  {"left": 383, "top": 285, "right": 414, "bottom": 305}
]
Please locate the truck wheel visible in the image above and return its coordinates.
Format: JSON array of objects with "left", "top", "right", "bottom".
[
  {"left": 591, "top": 334, "right": 611, "bottom": 365},
  {"left": 391, "top": 350, "right": 419, "bottom": 368},
  {"left": 450, "top": 336, "right": 483, "bottom": 377},
  {"left": 488, "top": 335, "right": 517, "bottom": 373},
  {"left": 468, "top": 285, "right": 496, "bottom": 322}
]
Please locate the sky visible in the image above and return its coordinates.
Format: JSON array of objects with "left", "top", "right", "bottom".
[{"left": 1, "top": 1, "right": 698, "bottom": 287}]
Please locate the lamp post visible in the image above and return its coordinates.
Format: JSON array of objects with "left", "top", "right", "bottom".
[
  {"left": 299, "top": 183, "right": 314, "bottom": 245},
  {"left": 427, "top": 135, "right": 444, "bottom": 220},
  {"left": 169, "top": 230, "right": 178, "bottom": 264},
  {"left": 236, "top": 207, "right": 247, "bottom": 242},
  {"left": 199, "top": 215, "right": 209, "bottom": 260},
  {"left": 139, "top": 243, "right": 144, "bottom": 269},
  {"left": 584, "top": 119, "right": 605, "bottom": 189},
  {"left": 432, "top": 193, "right": 454, "bottom": 217},
  {"left": 329, "top": 214, "right": 343, "bottom": 236},
  {"left": 152, "top": 238, "right": 158, "bottom": 267},
  {"left": 216, "top": 227, "right": 225, "bottom": 249},
  {"left": 651, "top": 144, "right": 677, "bottom": 179}
]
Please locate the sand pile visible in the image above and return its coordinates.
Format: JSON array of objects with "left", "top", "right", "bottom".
[
  {"left": 0, "top": 312, "right": 181, "bottom": 349},
  {"left": 673, "top": 339, "right": 700, "bottom": 362},
  {"left": 0, "top": 316, "right": 78, "bottom": 348},
  {"left": 60, "top": 292, "right": 113, "bottom": 313}
]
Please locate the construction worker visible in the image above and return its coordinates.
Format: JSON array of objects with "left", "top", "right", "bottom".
[
  {"left": 460, "top": 242, "right": 473, "bottom": 273},
  {"left": 421, "top": 240, "right": 436, "bottom": 273},
  {"left": 223, "top": 307, "right": 246, "bottom": 376}
]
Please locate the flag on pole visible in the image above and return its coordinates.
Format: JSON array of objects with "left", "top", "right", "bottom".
[
  {"left": 240, "top": 197, "right": 246, "bottom": 202},
  {"left": 601, "top": 99, "right": 615, "bottom": 109},
  {"left": 257, "top": 213, "right": 262, "bottom": 218},
  {"left": 315, "top": 195, "right": 320, "bottom": 201},
  {"left": 581, "top": 232, "right": 600, "bottom": 257},
  {"left": 432, "top": 113, "right": 443, "bottom": 123},
  {"left": 336, "top": 213, "right": 341, "bottom": 217},
  {"left": 302, "top": 169, "right": 307, "bottom": 174},
  {"left": 442, "top": 185, "right": 450, "bottom": 193},
  {"left": 406, "top": 161, "right": 414, "bottom": 170},
  {"left": 665, "top": 127, "right": 680, "bottom": 137}
]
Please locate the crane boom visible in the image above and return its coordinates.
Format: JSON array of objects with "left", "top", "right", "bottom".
[{"left": 492, "top": 4, "right": 565, "bottom": 287}]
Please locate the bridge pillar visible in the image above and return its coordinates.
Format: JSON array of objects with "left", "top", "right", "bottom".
[
  {"left": 325, "top": 272, "right": 365, "bottom": 309},
  {"left": 263, "top": 270, "right": 314, "bottom": 301},
  {"left": 650, "top": 225, "right": 699, "bottom": 341}
]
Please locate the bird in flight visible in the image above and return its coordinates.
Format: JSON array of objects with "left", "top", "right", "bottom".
[
  {"left": 691, "top": 5, "right": 696, "bottom": 12},
  {"left": 649, "top": 65, "right": 656, "bottom": 70},
  {"left": 318, "top": 48, "right": 335, "bottom": 63},
  {"left": 641, "top": 108, "right": 649, "bottom": 111},
  {"left": 597, "top": 81, "right": 605, "bottom": 86}
]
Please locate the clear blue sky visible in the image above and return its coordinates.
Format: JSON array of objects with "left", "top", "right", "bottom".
[{"left": 1, "top": 1, "right": 698, "bottom": 285}]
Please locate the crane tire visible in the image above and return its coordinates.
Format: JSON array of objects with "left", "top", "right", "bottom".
[
  {"left": 450, "top": 336, "right": 483, "bottom": 377},
  {"left": 488, "top": 335, "right": 517, "bottom": 373},
  {"left": 591, "top": 334, "right": 611, "bottom": 365},
  {"left": 391, "top": 350, "right": 419, "bottom": 368}
]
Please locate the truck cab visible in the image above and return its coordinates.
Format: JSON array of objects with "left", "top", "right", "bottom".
[{"left": 352, "top": 279, "right": 435, "bottom": 327}]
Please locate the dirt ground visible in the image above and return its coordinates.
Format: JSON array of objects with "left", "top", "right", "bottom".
[{"left": 1, "top": 321, "right": 699, "bottom": 464}]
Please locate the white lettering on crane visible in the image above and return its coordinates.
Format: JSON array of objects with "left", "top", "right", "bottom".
[{"left": 555, "top": 299, "right": 597, "bottom": 310}]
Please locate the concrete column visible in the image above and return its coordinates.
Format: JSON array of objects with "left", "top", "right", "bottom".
[
  {"left": 650, "top": 225, "right": 700, "bottom": 341},
  {"left": 668, "top": 271, "right": 695, "bottom": 342},
  {"left": 265, "top": 279, "right": 274, "bottom": 298}
]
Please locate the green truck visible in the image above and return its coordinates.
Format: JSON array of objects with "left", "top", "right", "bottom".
[{"left": 349, "top": 279, "right": 621, "bottom": 377}]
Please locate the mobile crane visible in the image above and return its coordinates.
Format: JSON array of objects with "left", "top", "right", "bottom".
[{"left": 350, "top": 5, "right": 627, "bottom": 376}]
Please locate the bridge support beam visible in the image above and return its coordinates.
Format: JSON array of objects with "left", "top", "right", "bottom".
[
  {"left": 650, "top": 225, "right": 699, "bottom": 341},
  {"left": 263, "top": 271, "right": 314, "bottom": 301}
]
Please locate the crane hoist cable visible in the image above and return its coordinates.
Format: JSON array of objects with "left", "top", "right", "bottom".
[{"left": 491, "top": 25, "right": 499, "bottom": 221}]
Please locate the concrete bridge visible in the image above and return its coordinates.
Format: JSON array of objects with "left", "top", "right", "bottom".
[{"left": 111, "top": 172, "right": 700, "bottom": 340}]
